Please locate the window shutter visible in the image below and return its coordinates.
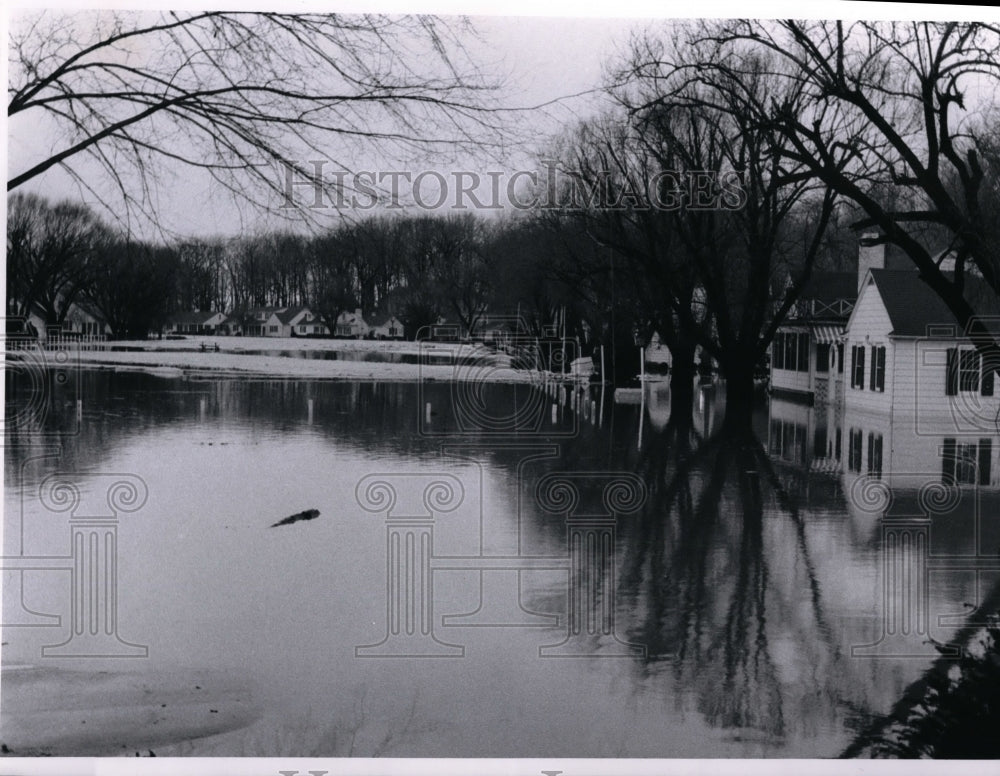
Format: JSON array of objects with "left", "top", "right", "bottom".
[
  {"left": 942, "top": 437, "right": 956, "bottom": 484},
  {"left": 945, "top": 348, "right": 958, "bottom": 396},
  {"left": 982, "top": 358, "right": 995, "bottom": 397}
]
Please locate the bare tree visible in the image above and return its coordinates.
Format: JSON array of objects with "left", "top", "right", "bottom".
[
  {"left": 672, "top": 20, "right": 1000, "bottom": 357},
  {"left": 88, "top": 239, "right": 178, "bottom": 338},
  {"left": 8, "top": 11, "right": 502, "bottom": 227},
  {"left": 553, "top": 35, "right": 837, "bottom": 423},
  {"left": 6, "top": 192, "right": 108, "bottom": 327}
]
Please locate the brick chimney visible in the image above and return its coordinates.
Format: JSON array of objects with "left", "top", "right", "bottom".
[{"left": 857, "top": 230, "right": 887, "bottom": 292}]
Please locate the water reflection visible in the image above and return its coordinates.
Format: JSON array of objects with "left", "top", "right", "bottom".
[{"left": 2, "top": 371, "right": 997, "bottom": 756}]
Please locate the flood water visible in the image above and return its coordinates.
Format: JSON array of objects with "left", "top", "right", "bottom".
[{"left": 3, "top": 370, "right": 998, "bottom": 757}]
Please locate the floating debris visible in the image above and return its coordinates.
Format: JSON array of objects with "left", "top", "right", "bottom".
[{"left": 270, "top": 508, "right": 320, "bottom": 528}]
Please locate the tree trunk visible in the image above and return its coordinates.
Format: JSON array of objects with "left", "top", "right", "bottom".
[
  {"left": 721, "top": 357, "right": 757, "bottom": 431},
  {"left": 669, "top": 343, "right": 697, "bottom": 431}
]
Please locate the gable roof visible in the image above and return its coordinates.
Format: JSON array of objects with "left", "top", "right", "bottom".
[
  {"left": 276, "top": 306, "right": 310, "bottom": 325},
  {"left": 868, "top": 270, "right": 1000, "bottom": 337}
]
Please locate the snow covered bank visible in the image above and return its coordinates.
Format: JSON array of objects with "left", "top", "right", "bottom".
[
  {"left": 72, "top": 347, "right": 539, "bottom": 382},
  {"left": 103, "top": 335, "right": 491, "bottom": 358}
]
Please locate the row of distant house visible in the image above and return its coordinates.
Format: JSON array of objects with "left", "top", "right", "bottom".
[
  {"left": 769, "top": 232, "right": 1000, "bottom": 426},
  {"left": 164, "top": 307, "right": 405, "bottom": 339},
  {"left": 17, "top": 302, "right": 406, "bottom": 341}
]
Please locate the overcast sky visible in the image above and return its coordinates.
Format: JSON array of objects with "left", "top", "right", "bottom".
[
  {"left": 7, "top": 12, "right": 646, "bottom": 238},
  {"left": 7, "top": 4, "right": 999, "bottom": 239}
]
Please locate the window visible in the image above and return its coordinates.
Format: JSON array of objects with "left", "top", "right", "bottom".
[
  {"left": 867, "top": 432, "right": 883, "bottom": 479},
  {"left": 268, "top": 325, "right": 278, "bottom": 334},
  {"left": 848, "top": 428, "right": 863, "bottom": 472},
  {"left": 942, "top": 438, "right": 992, "bottom": 485},
  {"left": 947, "top": 347, "right": 993, "bottom": 396},
  {"left": 769, "top": 419, "right": 806, "bottom": 464},
  {"left": 870, "top": 346, "right": 886, "bottom": 392},
  {"left": 772, "top": 331, "right": 809, "bottom": 373},
  {"left": 816, "top": 343, "right": 830, "bottom": 374},
  {"left": 837, "top": 343, "right": 845, "bottom": 374},
  {"left": 960, "top": 349, "right": 981, "bottom": 392},
  {"left": 851, "top": 345, "right": 865, "bottom": 390}
]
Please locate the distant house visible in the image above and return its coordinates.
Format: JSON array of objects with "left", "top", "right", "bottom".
[
  {"left": 16, "top": 300, "right": 110, "bottom": 340},
  {"left": 165, "top": 310, "right": 226, "bottom": 336},
  {"left": 63, "top": 301, "right": 113, "bottom": 337},
  {"left": 238, "top": 307, "right": 283, "bottom": 337},
  {"left": 218, "top": 312, "right": 244, "bottom": 336},
  {"left": 284, "top": 307, "right": 328, "bottom": 337},
  {"left": 769, "top": 271, "right": 857, "bottom": 403},
  {"left": 335, "top": 308, "right": 369, "bottom": 338},
  {"left": 224, "top": 306, "right": 324, "bottom": 337},
  {"left": 370, "top": 314, "right": 405, "bottom": 340},
  {"left": 843, "top": 265, "right": 1000, "bottom": 426},
  {"left": 645, "top": 331, "right": 672, "bottom": 369}
]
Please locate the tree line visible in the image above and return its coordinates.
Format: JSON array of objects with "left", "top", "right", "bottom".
[
  {"left": 6, "top": 194, "right": 593, "bottom": 344},
  {"left": 7, "top": 16, "right": 1000, "bottom": 419}
]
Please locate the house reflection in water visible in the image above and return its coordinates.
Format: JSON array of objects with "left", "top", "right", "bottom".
[{"left": 767, "top": 389, "right": 1000, "bottom": 661}]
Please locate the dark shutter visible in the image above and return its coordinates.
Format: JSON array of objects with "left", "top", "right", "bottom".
[
  {"left": 979, "top": 439, "right": 992, "bottom": 486},
  {"left": 982, "top": 357, "right": 995, "bottom": 397},
  {"left": 946, "top": 348, "right": 958, "bottom": 396},
  {"left": 942, "top": 437, "right": 956, "bottom": 484}
]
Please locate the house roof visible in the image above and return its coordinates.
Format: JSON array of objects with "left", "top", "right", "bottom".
[
  {"left": 69, "top": 300, "right": 108, "bottom": 322},
  {"left": 800, "top": 272, "right": 857, "bottom": 303},
  {"left": 276, "top": 306, "right": 310, "bottom": 325},
  {"left": 169, "top": 310, "right": 222, "bottom": 325},
  {"left": 868, "top": 269, "right": 1000, "bottom": 337}
]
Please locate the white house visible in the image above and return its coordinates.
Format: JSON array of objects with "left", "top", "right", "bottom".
[
  {"left": 769, "top": 271, "right": 856, "bottom": 404},
  {"left": 279, "top": 307, "right": 328, "bottom": 337},
  {"left": 165, "top": 310, "right": 226, "bottom": 335},
  {"left": 843, "top": 265, "right": 1000, "bottom": 430},
  {"left": 240, "top": 307, "right": 285, "bottom": 337},
  {"left": 370, "top": 314, "right": 404, "bottom": 340},
  {"left": 18, "top": 300, "right": 110, "bottom": 340},
  {"left": 335, "top": 308, "right": 369, "bottom": 338}
]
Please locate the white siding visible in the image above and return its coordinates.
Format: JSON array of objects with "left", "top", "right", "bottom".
[
  {"left": 908, "top": 338, "right": 1000, "bottom": 434},
  {"left": 843, "top": 277, "right": 894, "bottom": 415},
  {"left": 770, "top": 329, "right": 813, "bottom": 395}
]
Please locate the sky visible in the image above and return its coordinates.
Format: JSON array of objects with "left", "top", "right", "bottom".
[
  {"left": 6, "top": 11, "right": 648, "bottom": 238},
  {"left": 6, "top": 3, "right": 1000, "bottom": 240}
]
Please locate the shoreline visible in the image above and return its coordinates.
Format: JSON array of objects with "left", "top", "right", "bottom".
[{"left": 28, "top": 335, "right": 592, "bottom": 384}]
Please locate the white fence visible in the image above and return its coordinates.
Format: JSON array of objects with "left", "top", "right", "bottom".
[{"left": 5, "top": 334, "right": 108, "bottom": 351}]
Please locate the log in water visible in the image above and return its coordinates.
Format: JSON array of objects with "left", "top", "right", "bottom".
[{"left": 269, "top": 508, "right": 320, "bottom": 528}]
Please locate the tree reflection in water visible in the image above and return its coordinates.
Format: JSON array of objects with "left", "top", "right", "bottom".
[{"left": 618, "top": 412, "right": 854, "bottom": 743}]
